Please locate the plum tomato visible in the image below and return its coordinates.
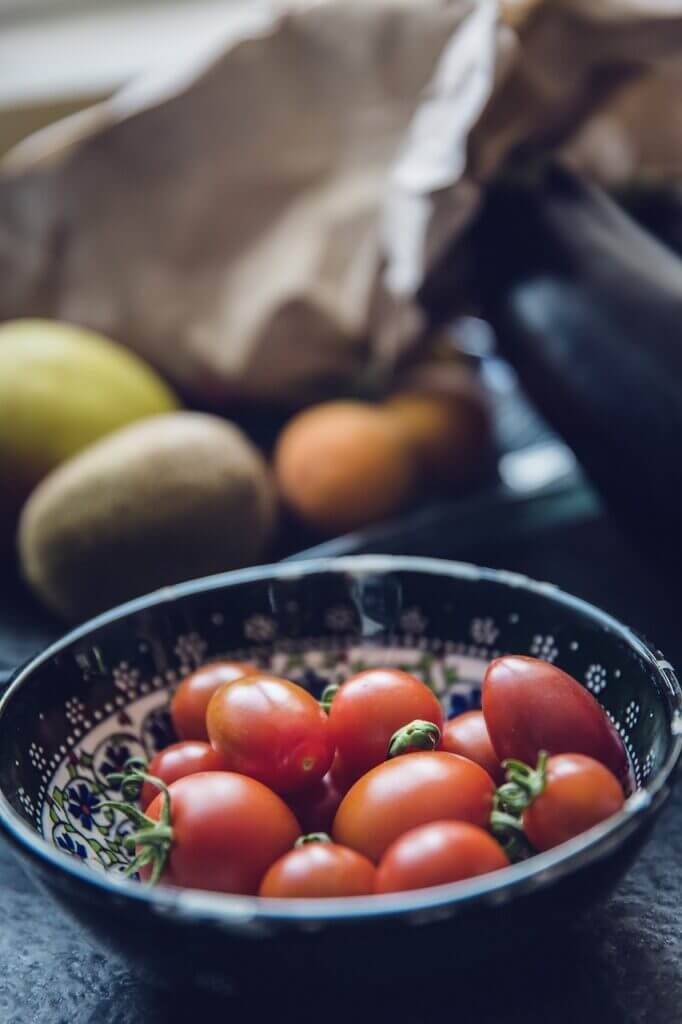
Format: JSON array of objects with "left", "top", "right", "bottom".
[
  {"left": 328, "top": 669, "right": 444, "bottom": 781},
  {"left": 287, "top": 770, "right": 345, "bottom": 834},
  {"left": 482, "top": 656, "right": 628, "bottom": 782},
  {"left": 206, "top": 674, "right": 334, "bottom": 794},
  {"left": 141, "top": 771, "right": 300, "bottom": 893},
  {"left": 440, "top": 711, "right": 504, "bottom": 784},
  {"left": 259, "top": 838, "right": 375, "bottom": 898},
  {"left": 332, "top": 751, "right": 495, "bottom": 863},
  {"left": 140, "top": 741, "right": 228, "bottom": 809},
  {"left": 522, "top": 753, "right": 625, "bottom": 851},
  {"left": 171, "top": 661, "right": 257, "bottom": 741},
  {"left": 375, "top": 820, "right": 509, "bottom": 894}
]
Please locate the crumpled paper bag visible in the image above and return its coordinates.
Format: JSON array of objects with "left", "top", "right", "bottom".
[{"left": 1, "top": 0, "right": 682, "bottom": 407}]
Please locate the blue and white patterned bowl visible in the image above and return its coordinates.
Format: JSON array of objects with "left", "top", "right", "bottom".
[{"left": 0, "top": 556, "right": 680, "bottom": 988}]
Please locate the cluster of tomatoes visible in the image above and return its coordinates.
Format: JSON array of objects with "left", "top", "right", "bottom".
[{"left": 109, "top": 655, "right": 628, "bottom": 899}]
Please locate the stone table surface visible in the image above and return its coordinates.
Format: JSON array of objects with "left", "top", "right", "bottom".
[{"left": 1, "top": 511, "right": 681, "bottom": 1024}]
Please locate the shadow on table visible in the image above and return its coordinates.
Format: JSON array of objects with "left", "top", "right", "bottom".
[{"left": 128, "top": 917, "right": 660, "bottom": 1024}]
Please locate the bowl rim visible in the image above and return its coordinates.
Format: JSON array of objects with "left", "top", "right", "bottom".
[{"left": 0, "top": 554, "right": 680, "bottom": 925}]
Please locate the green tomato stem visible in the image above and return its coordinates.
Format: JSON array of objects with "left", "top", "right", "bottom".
[
  {"left": 100, "top": 758, "right": 173, "bottom": 885},
  {"left": 489, "top": 752, "right": 548, "bottom": 863},
  {"left": 295, "top": 832, "right": 331, "bottom": 847},
  {"left": 387, "top": 719, "right": 441, "bottom": 759},
  {"left": 320, "top": 684, "right": 340, "bottom": 714}
]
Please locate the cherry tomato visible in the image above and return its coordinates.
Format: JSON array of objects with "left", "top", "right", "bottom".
[
  {"left": 328, "top": 669, "right": 444, "bottom": 781},
  {"left": 523, "top": 754, "right": 625, "bottom": 851},
  {"left": 206, "top": 674, "right": 334, "bottom": 794},
  {"left": 142, "top": 772, "right": 300, "bottom": 893},
  {"left": 440, "top": 711, "right": 504, "bottom": 784},
  {"left": 375, "top": 820, "right": 509, "bottom": 894},
  {"left": 259, "top": 840, "right": 375, "bottom": 898},
  {"left": 482, "top": 656, "right": 628, "bottom": 782},
  {"left": 140, "top": 741, "right": 228, "bottom": 810},
  {"left": 329, "top": 749, "right": 358, "bottom": 791},
  {"left": 287, "top": 770, "right": 345, "bottom": 834},
  {"left": 332, "top": 751, "right": 495, "bottom": 862},
  {"left": 171, "top": 661, "right": 257, "bottom": 741}
]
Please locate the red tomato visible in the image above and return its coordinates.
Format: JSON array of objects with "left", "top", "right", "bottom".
[
  {"left": 329, "top": 749, "right": 358, "bottom": 790},
  {"left": 375, "top": 820, "right": 509, "bottom": 894},
  {"left": 332, "top": 751, "right": 495, "bottom": 862},
  {"left": 440, "top": 711, "right": 504, "bottom": 784},
  {"left": 171, "top": 661, "right": 257, "bottom": 740},
  {"left": 328, "top": 669, "right": 444, "bottom": 781},
  {"left": 206, "top": 674, "right": 334, "bottom": 794},
  {"left": 142, "top": 772, "right": 300, "bottom": 893},
  {"left": 287, "top": 771, "right": 345, "bottom": 834},
  {"left": 140, "top": 741, "right": 228, "bottom": 809},
  {"left": 522, "top": 753, "right": 625, "bottom": 851},
  {"left": 259, "top": 841, "right": 375, "bottom": 898},
  {"left": 482, "top": 656, "right": 628, "bottom": 782}
]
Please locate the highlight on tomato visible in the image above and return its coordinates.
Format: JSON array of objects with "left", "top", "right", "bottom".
[
  {"left": 332, "top": 750, "right": 495, "bottom": 863},
  {"left": 482, "top": 656, "right": 628, "bottom": 782},
  {"left": 111, "top": 770, "right": 301, "bottom": 894},
  {"left": 139, "top": 741, "right": 228, "bottom": 809},
  {"left": 259, "top": 834, "right": 375, "bottom": 898},
  {"left": 375, "top": 820, "right": 509, "bottom": 894},
  {"left": 328, "top": 668, "right": 444, "bottom": 781},
  {"left": 207, "top": 674, "right": 334, "bottom": 794},
  {"left": 171, "top": 660, "right": 257, "bottom": 741},
  {"left": 440, "top": 711, "right": 504, "bottom": 784}
]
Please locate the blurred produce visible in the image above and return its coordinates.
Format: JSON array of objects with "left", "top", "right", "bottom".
[
  {"left": 467, "top": 164, "right": 682, "bottom": 581},
  {"left": 273, "top": 359, "right": 492, "bottom": 536},
  {"left": 0, "top": 319, "right": 178, "bottom": 553},
  {"left": 617, "top": 182, "right": 682, "bottom": 258},
  {"left": 18, "top": 413, "right": 275, "bottom": 620},
  {"left": 274, "top": 401, "right": 417, "bottom": 535},
  {"left": 3, "top": 0, "right": 682, "bottom": 618},
  {"left": 385, "top": 360, "right": 492, "bottom": 490}
]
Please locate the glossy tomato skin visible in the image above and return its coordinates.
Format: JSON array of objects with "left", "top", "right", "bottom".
[
  {"left": 440, "top": 711, "right": 504, "bottom": 784},
  {"left": 332, "top": 751, "right": 495, "bottom": 863},
  {"left": 328, "top": 669, "right": 444, "bottom": 781},
  {"left": 259, "top": 841, "right": 375, "bottom": 898},
  {"left": 171, "top": 661, "right": 257, "bottom": 741},
  {"left": 143, "top": 772, "right": 300, "bottom": 893},
  {"left": 375, "top": 820, "right": 509, "bottom": 894},
  {"left": 287, "top": 771, "right": 345, "bottom": 834},
  {"left": 523, "top": 754, "right": 625, "bottom": 851},
  {"left": 140, "top": 741, "right": 228, "bottom": 809},
  {"left": 206, "top": 675, "right": 334, "bottom": 794},
  {"left": 482, "top": 656, "right": 629, "bottom": 782}
]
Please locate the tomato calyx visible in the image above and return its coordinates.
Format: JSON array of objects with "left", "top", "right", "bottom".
[
  {"left": 320, "top": 684, "right": 339, "bottom": 715},
  {"left": 101, "top": 758, "right": 173, "bottom": 885},
  {"left": 387, "top": 719, "right": 441, "bottom": 759},
  {"left": 496, "top": 752, "right": 548, "bottom": 814},
  {"left": 295, "top": 832, "right": 332, "bottom": 847},
  {"left": 489, "top": 751, "right": 548, "bottom": 862},
  {"left": 107, "top": 756, "right": 147, "bottom": 802}
]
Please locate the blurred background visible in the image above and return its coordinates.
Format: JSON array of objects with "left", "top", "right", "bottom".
[{"left": 2, "top": 0, "right": 682, "bottom": 669}]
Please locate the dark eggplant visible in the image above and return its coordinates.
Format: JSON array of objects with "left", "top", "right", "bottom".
[
  {"left": 439, "top": 164, "right": 682, "bottom": 582},
  {"left": 618, "top": 182, "right": 682, "bottom": 260}
]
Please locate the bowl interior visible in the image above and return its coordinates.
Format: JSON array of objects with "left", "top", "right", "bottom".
[{"left": 0, "top": 558, "right": 678, "bottom": 879}]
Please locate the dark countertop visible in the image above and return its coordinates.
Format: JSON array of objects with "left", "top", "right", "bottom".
[{"left": 1, "top": 507, "right": 681, "bottom": 1024}]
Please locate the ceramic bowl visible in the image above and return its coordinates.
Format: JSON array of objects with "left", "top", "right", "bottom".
[{"left": 0, "top": 556, "right": 680, "bottom": 990}]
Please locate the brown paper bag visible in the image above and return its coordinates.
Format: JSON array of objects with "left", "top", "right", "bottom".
[{"left": 1, "top": 0, "right": 681, "bottom": 406}]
